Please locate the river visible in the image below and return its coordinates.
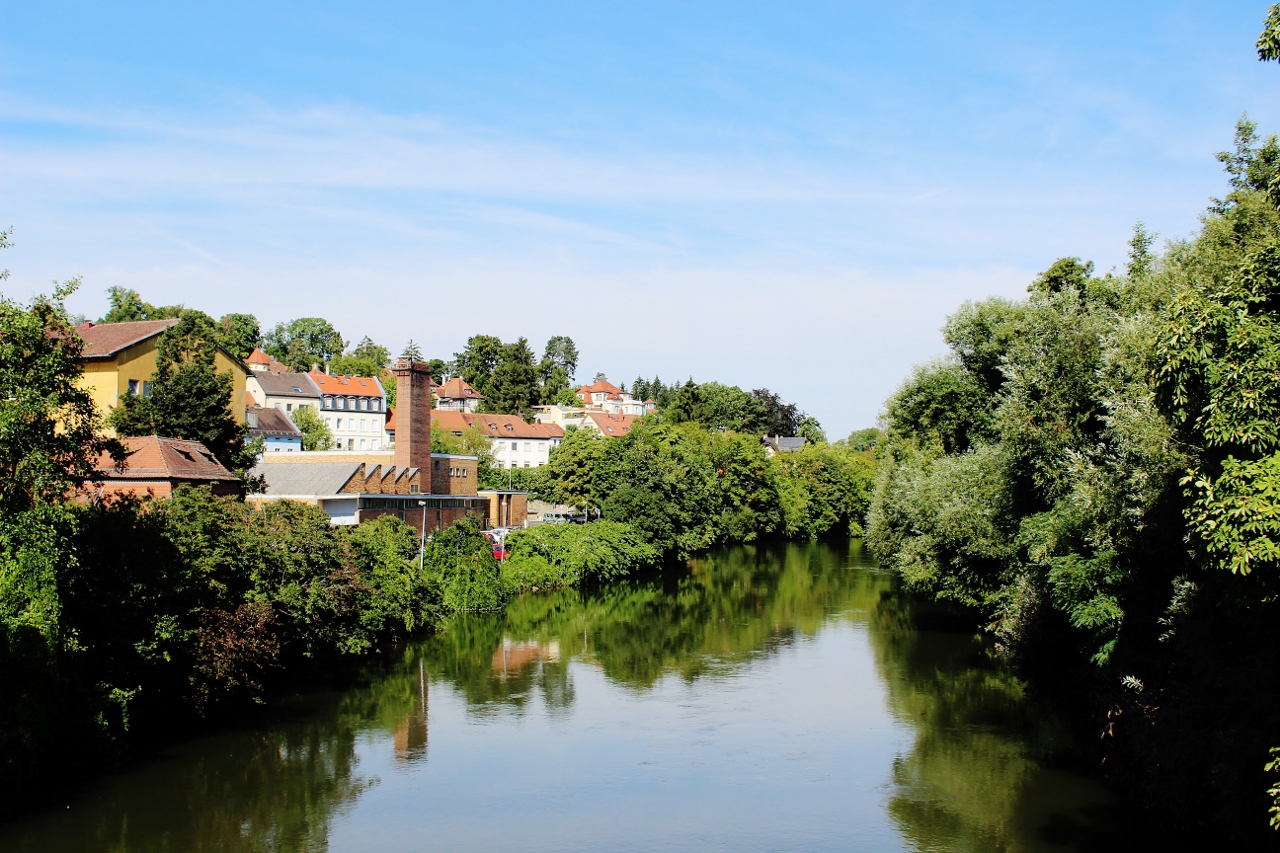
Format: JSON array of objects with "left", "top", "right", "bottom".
[{"left": 1, "top": 541, "right": 1133, "bottom": 852}]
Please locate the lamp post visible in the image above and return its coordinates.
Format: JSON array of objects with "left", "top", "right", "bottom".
[{"left": 417, "top": 500, "right": 427, "bottom": 572}]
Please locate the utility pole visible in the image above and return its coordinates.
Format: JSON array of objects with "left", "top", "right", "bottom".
[{"left": 418, "top": 499, "right": 427, "bottom": 572}]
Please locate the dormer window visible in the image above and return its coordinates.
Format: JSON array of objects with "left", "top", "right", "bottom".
[{"left": 291, "top": 386, "right": 302, "bottom": 393}]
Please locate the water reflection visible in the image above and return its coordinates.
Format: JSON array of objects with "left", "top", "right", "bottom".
[{"left": 0, "top": 541, "right": 1123, "bottom": 853}]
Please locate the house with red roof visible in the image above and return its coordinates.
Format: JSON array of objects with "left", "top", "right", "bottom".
[
  {"left": 433, "top": 376, "right": 484, "bottom": 412},
  {"left": 430, "top": 410, "right": 565, "bottom": 469},
  {"left": 86, "top": 435, "right": 241, "bottom": 499},
  {"left": 308, "top": 371, "right": 389, "bottom": 451}
]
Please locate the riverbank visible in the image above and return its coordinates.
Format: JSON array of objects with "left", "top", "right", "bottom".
[{"left": 1, "top": 541, "right": 1182, "bottom": 852}]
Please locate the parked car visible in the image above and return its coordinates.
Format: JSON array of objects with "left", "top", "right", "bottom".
[
  {"left": 541, "top": 512, "right": 572, "bottom": 524},
  {"left": 491, "top": 545, "right": 508, "bottom": 560}
]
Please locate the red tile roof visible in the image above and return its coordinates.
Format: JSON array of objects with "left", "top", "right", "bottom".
[
  {"left": 77, "top": 319, "right": 178, "bottom": 359},
  {"left": 385, "top": 406, "right": 398, "bottom": 432},
  {"left": 308, "top": 371, "right": 385, "bottom": 398},
  {"left": 94, "top": 436, "right": 237, "bottom": 481},
  {"left": 431, "top": 409, "right": 471, "bottom": 435},
  {"left": 576, "top": 380, "right": 625, "bottom": 397},
  {"left": 430, "top": 410, "right": 563, "bottom": 439},
  {"left": 246, "top": 347, "right": 287, "bottom": 372},
  {"left": 434, "top": 376, "right": 483, "bottom": 400},
  {"left": 586, "top": 412, "right": 637, "bottom": 437}
]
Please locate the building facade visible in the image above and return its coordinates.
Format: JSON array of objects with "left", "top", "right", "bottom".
[
  {"left": 432, "top": 410, "right": 565, "bottom": 468},
  {"left": 76, "top": 319, "right": 249, "bottom": 427},
  {"left": 308, "top": 371, "right": 390, "bottom": 451}
]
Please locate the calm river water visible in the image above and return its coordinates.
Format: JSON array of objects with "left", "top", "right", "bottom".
[{"left": 2, "top": 541, "right": 1132, "bottom": 852}]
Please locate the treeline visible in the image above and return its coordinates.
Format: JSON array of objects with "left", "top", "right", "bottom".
[
  {"left": 866, "top": 119, "right": 1280, "bottom": 844},
  {"left": 523, "top": 419, "right": 875, "bottom": 557}
]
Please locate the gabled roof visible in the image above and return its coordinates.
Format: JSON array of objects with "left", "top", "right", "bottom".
[
  {"left": 247, "top": 406, "right": 303, "bottom": 439},
  {"left": 763, "top": 436, "right": 807, "bottom": 453},
  {"left": 576, "top": 379, "right": 625, "bottom": 397},
  {"left": 251, "top": 371, "right": 321, "bottom": 399},
  {"left": 385, "top": 407, "right": 397, "bottom": 433},
  {"left": 246, "top": 347, "right": 287, "bottom": 372},
  {"left": 468, "top": 413, "right": 564, "bottom": 439},
  {"left": 308, "top": 371, "right": 385, "bottom": 398},
  {"left": 429, "top": 410, "right": 564, "bottom": 439},
  {"left": 585, "top": 412, "right": 637, "bottom": 437},
  {"left": 93, "top": 435, "right": 237, "bottom": 481},
  {"left": 77, "top": 319, "right": 179, "bottom": 359},
  {"left": 431, "top": 409, "right": 471, "bottom": 435},
  {"left": 434, "top": 376, "right": 483, "bottom": 400}
]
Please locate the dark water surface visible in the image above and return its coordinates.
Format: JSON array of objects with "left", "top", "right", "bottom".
[{"left": 1, "top": 541, "right": 1127, "bottom": 852}]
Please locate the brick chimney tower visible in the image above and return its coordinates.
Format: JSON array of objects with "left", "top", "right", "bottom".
[{"left": 393, "top": 359, "right": 433, "bottom": 472}]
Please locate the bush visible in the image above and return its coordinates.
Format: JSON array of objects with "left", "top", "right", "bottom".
[{"left": 503, "top": 520, "right": 661, "bottom": 591}]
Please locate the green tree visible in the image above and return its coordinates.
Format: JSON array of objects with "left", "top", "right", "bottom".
[
  {"left": 2, "top": 276, "right": 121, "bottom": 641},
  {"left": 217, "top": 313, "right": 261, "bottom": 360},
  {"left": 1259, "top": 5, "right": 1280, "bottom": 63},
  {"left": 543, "top": 427, "right": 606, "bottom": 511},
  {"left": 400, "top": 340, "right": 423, "bottom": 362},
  {"left": 290, "top": 406, "right": 333, "bottom": 451},
  {"left": 453, "top": 335, "right": 503, "bottom": 398},
  {"left": 539, "top": 335, "right": 579, "bottom": 402},
  {"left": 752, "top": 388, "right": 803, "bottom": 436},
  {"left": 664, "top": 379, "right": 709, "bottom": 425},
  {"left": 263, "top": 318, "right": 345, "bottom": 372},
  {"left": 329, "top": 337, "right": 389, "bottom": 378},
  {"left": 99, "top": 286, "right": 182, "bottom": 324},
  {"left": 700, "top": 382, "right": 767, "bottom": 433},
  {"left": 109, "top": 311, "right": 260, "bottom": 480},
  {"left": 488, "top": 337, "right": 539, "bottom": 416}
]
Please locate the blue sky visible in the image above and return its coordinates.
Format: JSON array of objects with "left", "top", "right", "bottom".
[{"left": 2, "top": 2, "right": 1278, "bottom": 435}]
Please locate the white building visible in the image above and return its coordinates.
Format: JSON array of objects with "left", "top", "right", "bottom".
[
  {"left": 309, "top": 371, "right": 390, "bottom": 451},
  {"left": 432, "top": 410, "right": 565, "bottom": 468}
]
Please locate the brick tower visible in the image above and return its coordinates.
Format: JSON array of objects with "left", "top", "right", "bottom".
[{"left": 392, "top": 359, "right": 434, "bottom": 472}]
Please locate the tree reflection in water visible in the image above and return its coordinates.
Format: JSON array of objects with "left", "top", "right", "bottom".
[{"left": 1, "top": 541, "right": 1119, "bottom": 853}]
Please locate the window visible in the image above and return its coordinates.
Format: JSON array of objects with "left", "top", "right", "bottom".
[
  {"left": 338, "top": 398, "right": 346, "bottom": 410},
  {"left": 524, "top": 442, "right": 531, "bottom": 452},
  {"left": 291, "top": 386, "right": 302, "bottom": 393},
  {"left": 433, "top": 460, "right": 439, "bottom": 469},
  {"left": 371, "top": 440, "right": 378, "bottom": 450},
  {"left": 523, "top": 461, "right": 530, "bottom": 468},
  {"left": 142, "top": 381, "right": 154, "bottom": 398},
  {"left": 286, "top": 403, "right": 293, "bottom": 412},
  {"left": 128, "top": 379, "right": 140, "bottom": 395},
  {"left": 374, "top": 399, "right": 381, "bottom": 412},
  {"left": 336, "top": 418, "right": 343, "bottom": 430},
  {"left": 347, "top": 439, "right": 354, "bottom": 450},
  {"left": 326, "top": 418, "right": 332, "bottom": 428},
  {"left": 511, "top": 442, "right": 518, "bottom": 451},
  {"left": 410, "top": 484, "right": 419, "bottom": 494},
  {"left": 359, "top": 419, "right": 366, "bottom": 431},
  {"left": 359, "top": 439, "right": 366, "bottom": 450},
  {"left": 325, "top": 397, "right": 332, "bottom": 409}
]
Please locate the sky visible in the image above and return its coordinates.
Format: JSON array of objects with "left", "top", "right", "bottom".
[{"left": 2, "top": 2, "right": 1279, "bottom": 436}]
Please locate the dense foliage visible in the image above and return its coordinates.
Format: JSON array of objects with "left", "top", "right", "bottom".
[
  {"left": 502, "top": 521, "right": 662, "bottom": 592},
  {"left": 108, "top": 310, "right": 260, "bottom": 482},
  {"left": 866, "top": 122, "right": 1280, "bottom": 842},
  {"left": 538, "top": 419, "right": 875, "bottom": 557}
]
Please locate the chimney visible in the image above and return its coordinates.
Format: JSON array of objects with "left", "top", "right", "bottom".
[{"left": 393, "top": 359, "right": 433, "bottom": 472}]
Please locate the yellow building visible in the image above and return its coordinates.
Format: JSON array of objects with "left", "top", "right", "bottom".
[{"left": 78, "top": 319, "right": 250, "bottom": 427}]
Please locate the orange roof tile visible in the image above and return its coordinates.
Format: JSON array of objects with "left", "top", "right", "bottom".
[
  {"left": 94, "top": 436, "right": 237, "bottom": 481},
  {"left": 434, "top": 376, "right": 483, "bottom": 400},
  {"left": 430, "top": 410, "right": 563, "bottom": 439},
  {"left": 586, "top": 412, "right": 637, "bottom": 437},
  {"left": 308, "top": 371, "right": 385, "bottom": 398},
  {"left": 576, "top": 380, "right": 624, "bottom": 396}
]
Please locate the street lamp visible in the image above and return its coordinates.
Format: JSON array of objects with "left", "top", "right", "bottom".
[{"left": 417, "top": 500, "right": 427, "bottom": 572}]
